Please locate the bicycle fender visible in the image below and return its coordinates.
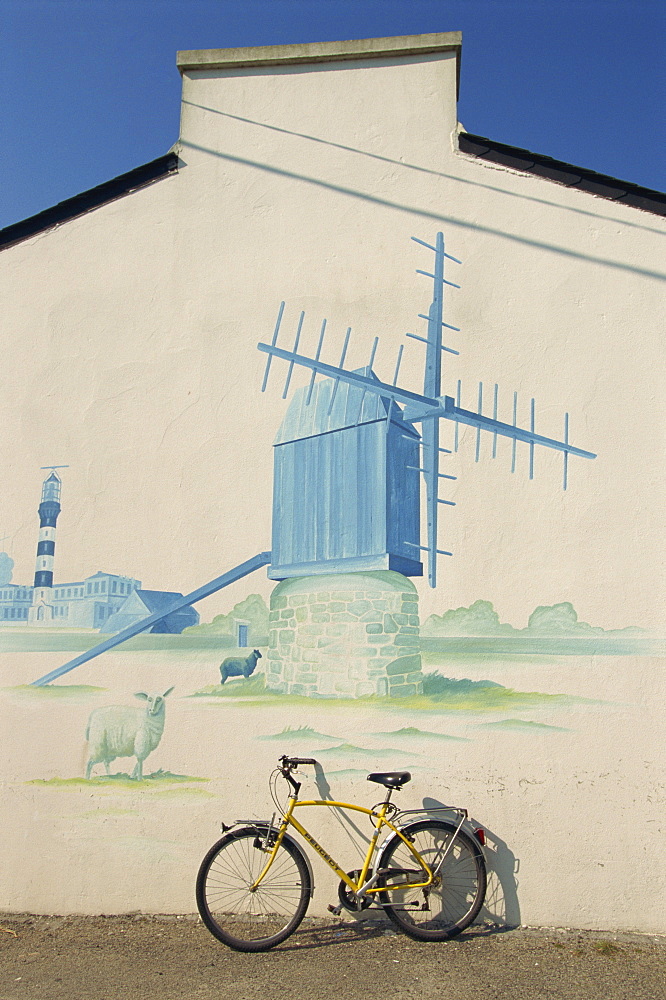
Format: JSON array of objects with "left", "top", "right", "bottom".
[
  {"left": 377, "top": 818, "right": 485, "bottom": 871},
  {"left": 232, "top": 822, "right": 316, "bottom": 898},
  {"left": 376, "top": 830, "right": 403, "bottom": 870},
  {"left": 383, "top": 813, "right": 484, "bottom": 848},
  {"left": 376, "top": 819, "right": 424, "bottom": 860}
]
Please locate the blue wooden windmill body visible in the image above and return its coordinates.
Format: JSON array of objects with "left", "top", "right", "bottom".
[
  {"left": 259, "top": 232, "right": 597, "bottom": 588},
  {"left": 269, "top": 367, "right": 422, "bottom": 580}
]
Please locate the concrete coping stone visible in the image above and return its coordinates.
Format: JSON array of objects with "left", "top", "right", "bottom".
[{"left": 177, "top": 32, "right": 462, "bottom": 73}]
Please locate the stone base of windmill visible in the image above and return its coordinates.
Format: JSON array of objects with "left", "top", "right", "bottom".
[{"left": 266, "top": 571, "right": 422, "bottom": 698}]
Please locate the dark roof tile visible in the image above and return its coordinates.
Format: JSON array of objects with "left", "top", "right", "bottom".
[
  {"left": 0, "top": 152, "right": 179, "bottom": 251},
  {"left": 459, "top": 133, "right": 665, "bottom": 216}
]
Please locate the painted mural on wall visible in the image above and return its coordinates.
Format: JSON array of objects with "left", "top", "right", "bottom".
[
  {"left": 12, "top": 233, "right": 607, "bottom": 692},
  {"left": 4, "top": 234, "right": 658, "bottom": 703},
  {"left": 4, "top": 233, "right": 657, "bottom": 784},
  {"left": 0, "top": 469, "right": 199, "bottom": 635},
  {"left": 1, "top": 231, "right": 661, "bottom": 933},
  {"left": 85, "top": 687, "right": 174, "bottom": 780}
]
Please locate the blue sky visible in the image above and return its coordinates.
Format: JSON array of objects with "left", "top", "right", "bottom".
[{"left": 1, "top": 0, "right": 664, "bottom": 229}]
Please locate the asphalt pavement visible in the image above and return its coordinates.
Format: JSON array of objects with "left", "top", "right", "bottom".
[{"left": 1, "top": 914, "right": 665, "bottom": 1000}]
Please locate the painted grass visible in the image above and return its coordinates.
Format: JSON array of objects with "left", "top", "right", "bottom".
[
  {"left": 3, "top": 630, "right": 657, "bottom": 655},
  {"left": 373, "top": 726, "right": 470, "bottom": 741},
  {"left": 315, "top": 743, "right": 414, "bottom": 758},
  {"left": 0, "top": 631, "right": 238, "bottom": 653},
  {"left": 195, "top": 689, "right": 591, "bottom": 713},
  {"left": 414, "top": 688, "right": 587, "bottom": 711},
  {"left": 477, "top": 719, "right": 571, "bottom": 732},
  {"left": 7, "top": 684, "right": 106, "bottom": 697},
  {"left": 26, "top": 770, "right": 210, "bottom": 789},
  {"left": 189, "top": 675, "right": 267, "bottom": 697},
  {"left": 420, "top": 634, "right": 661, "bottom": 657},
  {"left": 257, "top": 725, "right": 340, "bottom": 742},
  {"left": 188, "top": 671, "right": 595, "bottom": 713}
]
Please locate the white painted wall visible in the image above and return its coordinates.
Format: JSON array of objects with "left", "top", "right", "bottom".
[{"left": 0, "top": 34, "right": 664, "bottom": 931}]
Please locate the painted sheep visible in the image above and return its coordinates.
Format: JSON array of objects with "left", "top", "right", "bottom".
[
  {"left": 85, "top": 687, "right": 174, "bottom": 780},
  {"left": 220, "top": 649, "right": 262, "bottom": 685}
]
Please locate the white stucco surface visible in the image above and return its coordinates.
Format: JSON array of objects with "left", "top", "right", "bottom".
[{"left": 0, "top": 34, "right": 664, "bottom": 929}]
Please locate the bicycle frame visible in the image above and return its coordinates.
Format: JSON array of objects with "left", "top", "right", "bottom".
[
  {"left": 247, "top": 788, "right": 468, "bottom": 904},
  {"left": 198, "top": 756, "right": 488, "bottom": 951}
]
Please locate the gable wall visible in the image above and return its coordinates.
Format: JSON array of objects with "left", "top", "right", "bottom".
[{"left": 0, "top": 38, "right": 663, "bottom": 929}]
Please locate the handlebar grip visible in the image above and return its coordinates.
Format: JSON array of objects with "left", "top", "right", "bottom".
[{"left": 281, "top": 756, "right": 318, "bottom": 766}]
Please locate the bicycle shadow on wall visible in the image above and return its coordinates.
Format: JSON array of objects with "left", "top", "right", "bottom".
[
  {"left": 310, "top": 771, "right": 521, "bottom": 935},
  {"left": 423, "top": 797, "right": 521, "bottom": 931}
]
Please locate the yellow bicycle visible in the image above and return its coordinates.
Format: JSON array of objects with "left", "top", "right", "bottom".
[{"left": 196, "top": 755, "right": 487, "bottom": 952}]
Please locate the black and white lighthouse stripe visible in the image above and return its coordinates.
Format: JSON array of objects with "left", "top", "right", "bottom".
[{"left": 33, "top": 472, "right": 62, "bottom": 590}]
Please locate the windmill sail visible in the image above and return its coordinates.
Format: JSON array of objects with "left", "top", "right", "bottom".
[{"left": 258, "top": 232, "right": 596, "bottom": 588}]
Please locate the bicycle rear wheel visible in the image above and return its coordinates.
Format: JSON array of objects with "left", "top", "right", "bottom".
[
  {"left": 196, "top": 826, "right": 311, "bottom": 952},
  {"left": 377, "top": 819, "right": 486, "bottom": 941}
]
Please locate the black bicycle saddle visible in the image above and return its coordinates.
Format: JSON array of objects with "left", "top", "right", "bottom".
[{"left": 367, "top": 771, "right": 411, "bottom": 789}]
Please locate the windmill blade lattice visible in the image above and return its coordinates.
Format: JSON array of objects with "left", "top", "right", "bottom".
[{"left": 258, "top": 233, "right": 596, "bottom": 588}]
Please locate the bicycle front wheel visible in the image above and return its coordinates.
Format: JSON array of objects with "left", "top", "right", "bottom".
[
  {"left": 377, "top": 819, "right": 486, "bottom": 941},
  {"left": 196, "top": 826, "right": 311, "bottom": 952}
]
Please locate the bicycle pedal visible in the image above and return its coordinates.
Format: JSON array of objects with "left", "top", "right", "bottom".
[{"left": 327, "top": 903, "right": 343, "bottom": 916}]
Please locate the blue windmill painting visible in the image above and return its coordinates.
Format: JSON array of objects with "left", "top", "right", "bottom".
[
  {"left": 31, "top": 232, "right": 595, "bottom": 693},
  {"left": 257, "top": 232, "right": 596, "bottom": 697},
  {"left": 259, "top": 233, "right": 596, "bottom": 591},
  {"left": 270, "top": 371, "right": 422, "bottom": 580}
]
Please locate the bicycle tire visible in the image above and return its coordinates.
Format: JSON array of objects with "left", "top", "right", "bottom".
[
  {"left": 196, "top": 826, "right": 311, "bottom": 952},
  {"left": 377, "top": 819, "right": 486, "bottom": 941}
]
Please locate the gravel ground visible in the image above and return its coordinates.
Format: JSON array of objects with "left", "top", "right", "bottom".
[{"left": 1, "top": 914, "right": 665, "bottom": 1000}]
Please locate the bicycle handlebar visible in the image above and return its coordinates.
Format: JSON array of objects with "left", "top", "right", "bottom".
[{"left": 279, "top": 755, "right": 318, "bottom": 767}]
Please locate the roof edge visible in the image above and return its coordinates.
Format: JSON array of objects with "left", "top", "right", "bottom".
[
  {"left": 458, "top": 132, "right": 666, "bottom": 216},
  {"left": 0, "top": 152, "right": 179, "bottom": 252},
  {"left": 177, "top": 32, "right": 462, "bottom": 93}
]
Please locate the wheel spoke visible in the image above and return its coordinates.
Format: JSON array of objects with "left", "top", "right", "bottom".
[
  {"left": 378, "top": 820, "right": 486, "bottom": 940},
  {"left": 196, "top": 829, "right": 311, "bottom": 951}
]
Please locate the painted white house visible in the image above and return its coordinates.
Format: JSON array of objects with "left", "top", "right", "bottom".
[{"left": 0, "top": 33, "right": 664, "bottom": 931}]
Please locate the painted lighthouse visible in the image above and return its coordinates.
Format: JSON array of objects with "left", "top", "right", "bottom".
[{"left": 28, "top": 467, "right": 65, "bottom": 625}]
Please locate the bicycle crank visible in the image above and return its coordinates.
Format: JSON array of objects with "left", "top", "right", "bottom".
[{"left": 337, "top": 870, "right": 373, "bottom": 912}]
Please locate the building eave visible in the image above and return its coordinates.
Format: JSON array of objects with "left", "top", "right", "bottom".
[
  {"left": 0, "top": 151, "right": 179, "bottom": 252},
  {"left": 458, "top": 132, "right": 666, "bottom": 216},
  {"left": 1, "top": 120, "right": 662, "bottom": 255}
]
